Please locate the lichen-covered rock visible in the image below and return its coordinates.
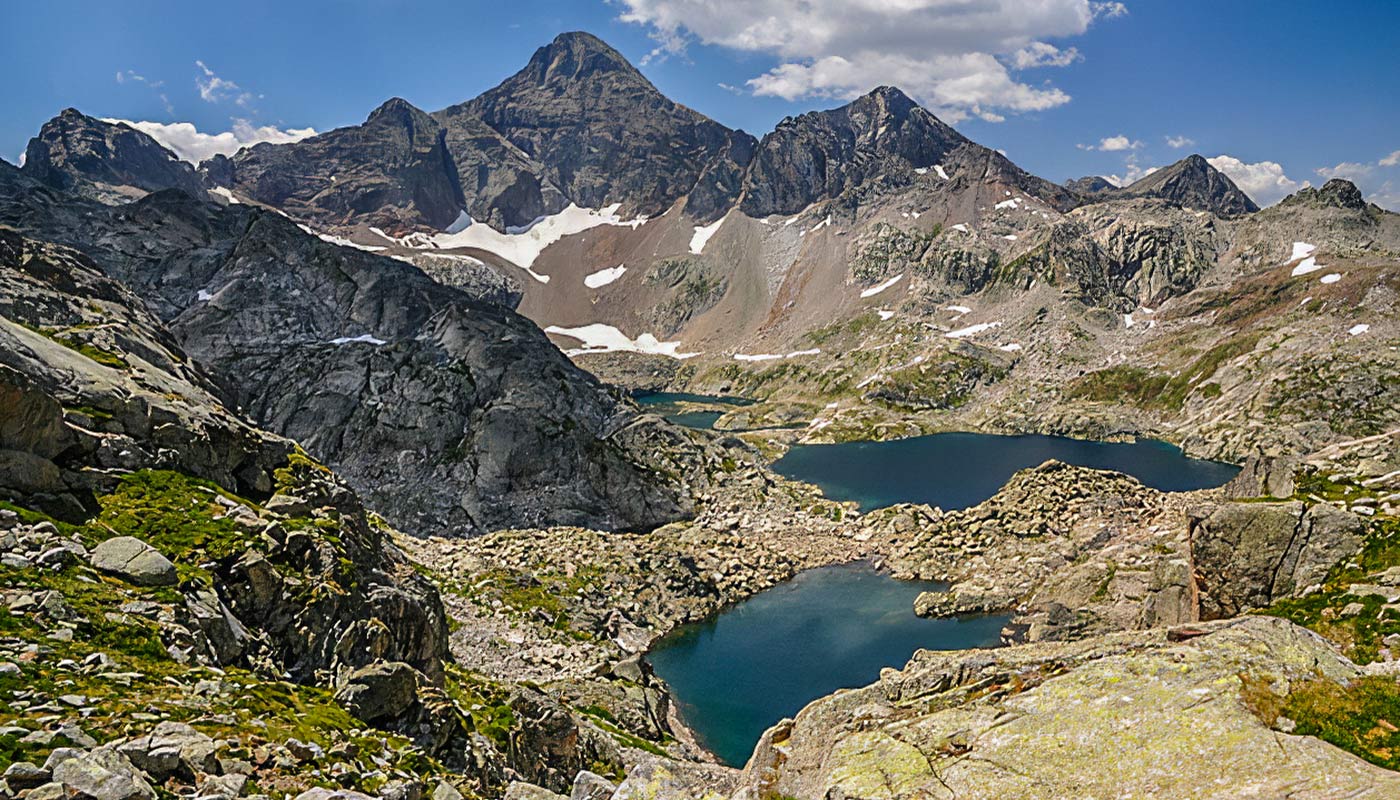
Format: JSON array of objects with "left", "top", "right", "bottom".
[{"left": 733, "top": 617, "right": 1400, "bottom": 799}]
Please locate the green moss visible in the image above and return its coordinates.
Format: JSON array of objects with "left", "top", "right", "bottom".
[
  {"left": 1284, "top": 676, "right": 1400, "bottom": 771},
  {"left": 89, "top": 470, "right": 254, "bottom": 563},
  {"left": 1068, "top": 333, "right": 1261, "bottom": 412}
]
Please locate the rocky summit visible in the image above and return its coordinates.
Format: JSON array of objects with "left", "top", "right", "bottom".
[{"left": 3, "top": 19, "right": 1400, "bottom": 800}]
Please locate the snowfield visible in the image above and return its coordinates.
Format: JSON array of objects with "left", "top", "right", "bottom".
[
  {"left": 431, "top": 204, "right": 646, "bottom": 269},
  {"left": 690, "top": 215, "right": 726, "bottom": 254},
  {"left": 584, "top": 265, "right": 627, "bottom": 289},
  {"left": 545, "top": 323, "right": 696, "bottom": 358}
]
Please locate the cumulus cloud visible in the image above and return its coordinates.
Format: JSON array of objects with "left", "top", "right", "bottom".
[
  {"left": 1010, "top": 42, "right": 1082, "bottom": 69},
  {"left": 1078, "top": 134, "right": 1141, "bottom": 152},
  {"left": 617, "top": 0, "right": 1124, "bottom": 121},
  {"left": 1103, "top": 156, "right": 1157, "bottom": 187},
  {"left": 1314, "top": 152, "right": 1400, "bottom": 212},
  {"left": 1382, "top": 150, "right": 1400, "bottom": 168},
  {"left": 1165, "top": 135, "right": 1194, "bottom": 149},
  {"left": 196, "top": 60, "right": 254, "bottom": 107},
  {"left": 1207, "top": 155, "right": 1305, "bottom": 207},
  {"left": 104, "top": 118, "right": 316, "bottom": 164}
]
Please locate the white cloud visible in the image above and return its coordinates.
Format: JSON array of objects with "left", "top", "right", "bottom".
[
  {"left": 195, "top": 60, "right": 254, "bottom": 107},
  {"left": 116, "top": 69, "right": 174, "bottom": 114},
  {"left": 1103, "top": 158, "right": 1158, "bottom": 187},
  {"left": 1010, "top": 42, "right": 1081, "bottom": 69},
  {"left": 1316, "top": 161, "right": 1374, "bottom": 182},
  {"left": 618, "top": 0, "right": 1125, "bottom": 121},
  {"left": 1207, "top": 155, "right": 1305, "bottom": 207},
  {"left": 1381, "top": 150, "right": 1400, "bottom": 168},
  {"left": 1165, "top": 135, "right": 1194, "bottom": 149},
  {"left": 1079, "top": 134, "right": 1141, "bottom": 152},
  {"left": 1314, "top": 155, "right": 1400, "bottom": 212},
  {"left": 103, "top": 118, "right": 316, "bottom": 164}
]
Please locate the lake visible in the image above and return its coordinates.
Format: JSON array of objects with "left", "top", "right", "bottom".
[
  {"left": 647, "top": 562, "right": 1011, "bottom": 767},
  {"left": 633, "top": 391, "right": 754, "bottom": 429},
  {"left": 771, "top": 431, "right": 1239, "bottom": 511}
]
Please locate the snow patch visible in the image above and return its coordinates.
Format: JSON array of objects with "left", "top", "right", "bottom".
[
  {"left": 1124, "top": 313, "right": 1135, "bottom": 328},
  {"left": 877, "top": 309, "right": 894, "bottom": 320},
  {"left": 860, "top": 273, "right": 904, "bottom": 298},
  {"left": 209, "top": 186, "right": 239, "bottom": 204},
  {"left": 995, "top": 198, "right": 1020, "bottom": 210},
  {"left": 584, "top": 265, "right": 627, "bottom": 289},
  {"left": 914, "top": 167, "right": 928, "bottom": 175},
  {"left": 733, "top": 348, "right": 821, "bottom": 363},
  {"left": 1349, "top": 324, "right": 1371, "bottom": 336},
  {"left": 299, "top": 225, "right": 387, "bottom": 253},
  {"left": 1320, "top": 273, "right": 1341, "bottom": 284},
  {"left": 330, "top": 334, "right": 387, "bottom": 346},
  {"left": 945, "top": 321, "right": 1002, "bottom": 339},
  {"left": 1291, "top": 242, "right": 1316, "bottom": 261},
  {"left": 196, "top": 289, "right": 214, "bottom": 302},
  {"left": 545, "top": 324, "right": 696, "bottom": 359},
  {"left": 430, "top": 204, "right": 645, "bottom": 269},
  {"left": 934, "top": 164, "right": 950, "bottom": 180},
  {"left": 690, "top": 215, "right": 726, "bottom": 254},
  {"left": 998, "top": 343, "right": 1023, "bottom": 352},
  {"left": 809, "top": 215, "right": 833, "bottom": 233},
  {"left": 1003, "top": 235, "right": 1018, "bottom": 241},
  {"left": 949, "top": 223, "right": 969, "bottom": 233},
  {"left": 1291, "top": 257, "right": 1322, "bottom": 277},
  {"left": 946, "top": 305, "right": 972, "bottom": 315}
]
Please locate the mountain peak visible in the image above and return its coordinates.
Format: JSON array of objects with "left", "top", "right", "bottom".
[
  {"left": 367, "top": 97, "right": 431, "bottom": 126},
  {"left": 21, "top": 108, "right": 204, "bottom": 204},
  {"left": 1118, "top": 154, "right": 1259, "bottom": 217},
  {"left": 524, "top": 30, "right": 640, "bottom": 85},
  {"left": 1280, "top": 178, "right": 1369, "bottom": 212}
]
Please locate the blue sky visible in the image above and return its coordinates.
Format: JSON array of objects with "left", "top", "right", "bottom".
[{"left": 3, "top": 1, "right": 1398, "bottom": 207}]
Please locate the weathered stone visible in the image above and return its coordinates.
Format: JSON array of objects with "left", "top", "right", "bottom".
[
  {"left": 501, "top": 783, "right": 566, "bottom": 800},
  {"left": 569, "top": 771, "right": 616, "bottom": 800},
  {"left": 3, "top": 761, "right": 49, "bottom": 790},
  {"left": 48, "top": 746, "right": 155, "bottom": 800},
  {"left": 89, "top": 537, "right": 177, "bottom": 587},
  {"left": 334, "top": 661, "right": 420, "bottom": 724}
]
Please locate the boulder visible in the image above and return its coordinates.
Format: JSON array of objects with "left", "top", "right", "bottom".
[
  {"left": 89, "top": 537, "right": 177, "bottom": 587},
  {"left": 3, "top": 761, "right": 50, "bottom": 790},
  {"left": 333, "top": 661, "right": 420, "bottom": 724},
  {"left": 569, "top": 771, "right": 616, "bottom": 800},
  {"left": 501, "top": 784, "right": 567, "bottom": 800},
  {"left": 46, "top": 746, "right": 155, "bottom": 800},
  {"left": 119, "top": 721, "right": 218, "bottom": 780},
  {"left": 1190, "top": 501, "right": 1366, "bottom": 617}
]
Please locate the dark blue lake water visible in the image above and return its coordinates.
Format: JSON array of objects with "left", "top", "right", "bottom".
[
  {"left": 772, "top": 431, "right": 1239, "bottom": 512},
  {"left": 647, "top": 563, "right": 1010, "bottom": 767},
  {"left": 633, "top": 391, "right": 754, "bottom": 429}
]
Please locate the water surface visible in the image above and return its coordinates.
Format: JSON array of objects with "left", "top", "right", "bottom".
[
  {"left": 647, "top": 563, "right": 1009, "bottom": 767},
  {"left": 633, "top": 391, "right": 754, "bottom": 429},
  {"left": 772, "top": 432, "right": 1238, "bottom": 512}
]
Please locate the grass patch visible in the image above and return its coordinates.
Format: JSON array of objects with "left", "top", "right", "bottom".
[{"left": 1284, "top": 676, "right": 1400, "bottom": 771}]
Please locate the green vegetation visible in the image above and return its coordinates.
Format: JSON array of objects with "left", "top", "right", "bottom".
[
  {"left": 1067, "top": 333, "right": 1261, "bottom": 412},
  {"left": 16, "top": 321, "right": 128, "bottom": 369},
  {"left": 89, "top": 470, "right": 256, "bottom": 563},
  {"left": 1284, "top": 677, "right": 1400, "bottom": 771}
]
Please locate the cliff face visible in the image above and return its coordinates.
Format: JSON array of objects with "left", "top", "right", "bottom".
[
  {"left": 20, "top": 109, "right": 206, "bottom": 203},
  {"left": 0, "top": 164, "right": 705, "bottom": 539}
]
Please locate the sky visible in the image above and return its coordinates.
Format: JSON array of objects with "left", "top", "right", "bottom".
[{"left": 3, "top": 0, "right": 1398, "bottom": 208}]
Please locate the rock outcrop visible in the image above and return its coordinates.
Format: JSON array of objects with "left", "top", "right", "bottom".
[
  {"left": 20, "top": 110, "right": 205, "bottom": 204},
  {"left": 0, "top": 169, "right": 705, "bottom": 538},
  {"left": 733, "top": 617, "right": 1400, "bottom": 799},
  {"left": 1104, "top": 154, "right": 1259, "bottom": 217},
  {"left": 1190, "top": 500, "right": 1367, "bottom": 618},
  {"left": 213, "top": 98, "right": 468, "bottom": 231}
]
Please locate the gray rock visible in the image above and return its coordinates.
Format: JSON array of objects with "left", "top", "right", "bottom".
[
  {"left": 501, "top": 783, "right": 567, "bottom": 800},
  {"left": 3, "top": 761, "right": 50, "bottom": 790},
  {"left": 334, "top": 661, "right": 420, "bottom": 724},
  {"left": 89, "top": 537, "right": 177, "bottom": 587},
  {"left": 20, "top": 110, "right": 206, "bottom": 205},
  {"left": 48, "top": 746, "right": 155, "bottom": 800},
  {"left": 27, "top": 783, "right": 65, "bottom": 800},
  {"left": 1191, "top": 501, "right": 1366, "bottom": 617},
  {"left": 119, "top": 721, "right": 218, "bottom": 780},
  {"left": 569, "top": 770, "right": 616, "bottom": 800}
]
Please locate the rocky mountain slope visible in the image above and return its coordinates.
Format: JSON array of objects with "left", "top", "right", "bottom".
[
  {"left": 20, "top": 109, "right": 206, "bottom": 204},
  {"left": 0, "top": 157, "right": 707, "bottom": 538},
  {"left": 455, "top": 32, "right": 756, "bottom": 223},
  {"left": 1090, "top": 153, "right": 1260, "bottom": 217}
]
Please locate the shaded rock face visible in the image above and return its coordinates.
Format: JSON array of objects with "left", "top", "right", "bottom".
[
  {"left": 457, "top": 31, "right": 756, "bottom": 222},
  {"left": 0, "top": 176, "right": 700, "bottom": 538},
  {"left": 1110, "top": 154, "right": 1260, "bottom": 217},
  {"left": 430, "top": 104, "right": 567, "bottom": 230},
  {"left": 741, "top": 87, "right": 964, "bottom": 217},
  {"left": 1190, "top": 500, "right": 1366, "bottom": 618},
  {"left": 741, "top": 86, "right": 1079, "bottom": 219},
  {"left": 1065, "top": 175, "right": 1115, "bottom": 194},
  {"left": 216, "top": 98, "right": 467, "bottom": 231},
  {"left": 21, "top": 110, "right": 205, "bottom": 204}
]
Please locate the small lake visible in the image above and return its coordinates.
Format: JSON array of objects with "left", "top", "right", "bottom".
[
  {"left": 647, "top": 563, "right": 1010, "bottom": 767},
  {"left": 633, "top": 391, "right": 754, "bottom": 429},
  {"left": 772, "top": 432, "right": 1239, "bottom": 512}
]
